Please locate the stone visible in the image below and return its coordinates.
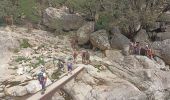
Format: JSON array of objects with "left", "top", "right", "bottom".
[
  {"left": 26, "top": 79, "right": 52, "bottom": 94},
  {"left": 156, "top": 32, "right": 170, "bottom": 41},
  {"left": 43, "top": 7, "right": 84, "bottom": 32},
  {"left": 52, "top": 92, "right": 65, "bottom": 100},
  {"left": 6, "top": 86, "right": 27, "bottom": 96},
  {"left": 152, "top": 39, "right": 170, "bottom": 65},
  {"left": 0, "top": 93, "right": 5, "bottom": 98},
  {"left": 77, "top": 22, "right": 95, "bottom": 45},
  {"left": 90, "top": 30, "right": 110, "bottom": 50},
  {"left": 134, "top": 29, "right": 149, "bottom": 45},
  {"left": 110, "top": 31, "right": 130, "bottom": 55}
]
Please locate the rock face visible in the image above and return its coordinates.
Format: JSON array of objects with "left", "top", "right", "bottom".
[
  {"left": 63, "top": 64, "right": 147, "bottom": 100},
  {"left": 77, "top": 22, "right": 95, "bottom": 45},
  {"left": 43, "top": 7, "right": 84, "bottom": 32},
  {"left": 106, "top": 51, "right": 170, "bottom": 100},
  {"left": 90, "top": 30, "right": 110, "bottom": 50},
  {"left": 152, "top": 39, "right": 170, "bottom": 65}
]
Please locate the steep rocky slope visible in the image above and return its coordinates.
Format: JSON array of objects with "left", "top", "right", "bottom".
[{"left": 0, "top": 26, "right": 170, "bottom": 100}]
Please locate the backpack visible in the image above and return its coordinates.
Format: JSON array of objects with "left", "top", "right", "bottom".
[
  {"left": 67, "top": 62, "right": 72, "bottom": 68},
  {"left": 38, "top": 72, "right": 44, "bottom": 82}
]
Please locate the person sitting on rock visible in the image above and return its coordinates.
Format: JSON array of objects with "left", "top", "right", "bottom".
[{"left": 38, "top": 68, "right": 47, "bottom": 94}]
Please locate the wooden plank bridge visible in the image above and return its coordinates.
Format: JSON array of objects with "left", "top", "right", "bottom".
[{"left": 27, "top": 66, "right": 84, "bottom": 100}]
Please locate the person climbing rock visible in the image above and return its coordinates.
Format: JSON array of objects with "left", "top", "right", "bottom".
[{"left": 38, "top": 68, "right": 47, "bottom": 94}]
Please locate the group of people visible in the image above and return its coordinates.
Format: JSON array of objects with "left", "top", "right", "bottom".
[
  {"left": 129, "top": 42, "right": 154, "bottom": 59},
  {"left": 38, "top": 37, "right": 91, "bottom": 94}
]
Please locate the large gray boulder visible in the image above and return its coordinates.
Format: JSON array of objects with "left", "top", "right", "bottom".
[
  {"left": 43, "top": 7, "right": 84, "bottom": 32},
  {"left": 152, "top": 39, "right": 170, "bottom": 65},
  {"left": 77, "top": 22, "right": 95, "bottom": 45},
  {"left": 134, "top": 29, "right": 149, "bottom": 45},
  {"left": 110, "top": 32, "right": 130, "bottom": 50},
  {"left": 90, "top": 30, "right": 110, "bottom": 50},
  {"left": 110, "top": 31, "right": 130, "bottom": 55},
  {"left": 6, "top": 86, "right": 27, "bottom": 96},
  {"left": 156, "top": 32, "right": 170, "bottom": 41},
  {"left": 26, "top": 79, "right": 52, "bottom": 94}
]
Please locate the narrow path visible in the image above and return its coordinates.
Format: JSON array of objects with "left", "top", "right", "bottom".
[{"left": 27, "top": 66, "right": 84, "bottom": 100}]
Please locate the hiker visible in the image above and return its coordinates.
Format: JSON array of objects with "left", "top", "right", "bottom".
[
  {"left": 38, "top": 68, "right": 47, "bottom": 93},
  {"left": 67, "top": 58, "right": 73, "bottom": 74},
  {"left": 85, "top": 50, "right": 90, "bottom": 64},
  {"left": 134, "top": 42, "right": 141, "bottom": 55},
  {"left": 70, "top": 37, "right": 78, "bottom": 49},
  {"left": 145, "top": 45, "right": 153, "bottom": 59},
  {"left": 73, "top": 49, "right": 78, "bottom": 63},
  {"left": 81, "top": 50, "right": 86, "bottom": 64},
  {"left": 4, "top": 15, "right": 13, "bottom": 26},
  {"left": 129, "top": 42, "right": 134, "bottom": 55},
  {"left": 57, "top": 59, "right": 65, "bottom": 71}
]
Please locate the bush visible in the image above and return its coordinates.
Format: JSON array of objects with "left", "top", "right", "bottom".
[{"left": 20, "top": 39, "right": 32, "bottom": 48}]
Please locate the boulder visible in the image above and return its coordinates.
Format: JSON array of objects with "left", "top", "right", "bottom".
[
  {"left": 134, "top": 29, "right": 149, "bottom": 45},
  {"left": 0, "top": 93, "right": 5, "bottom": 98},
  {"left": 110, "top": 31, "right": 130, "bottom": 50},
  {"left": 152, "top": 39, "right": 170, "bottom": 65},
  {"left": 77, "top": 22, "right": 95, "bottom": 45},
  {"left": 156, "top": 32, "right": 170, "bottom": 41},
  {"left": 110, "top": 31, "right": 130, "bottom": 55},
  {"left": 43, "top": 7, "right": 84, "bottom": 32},
  {"left": 26, "top": 79, "right": 52, "bottom": 94},
  {"left": 6, "top": 86, "right": 27, "bottom": 96},
  {"left": 90, "top": 30, "right": 110, "bottom": 50},
  {"left": 52, "top": 92, "right": 65, "bottom": 100}
]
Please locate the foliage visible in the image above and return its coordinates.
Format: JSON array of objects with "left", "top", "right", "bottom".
[
  {"left": 17, "top": 0, "right": 42, "bottom": 24},
  {"left": 15, "top": 56, "right": 31, "bottom": 62},
  {"left": 30, "top": 56, "right": 45, "bottom": 68},
  {"left": 20, "top": 39, "right": 32, "bottom": 48}
]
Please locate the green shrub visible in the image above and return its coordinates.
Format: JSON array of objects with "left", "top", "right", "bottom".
[
  {"left": 15, "top": 56, "right": 31, "bottom": 62},
  {"left": 20, "top": 39, "right": 32, "bottom": 48}
]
